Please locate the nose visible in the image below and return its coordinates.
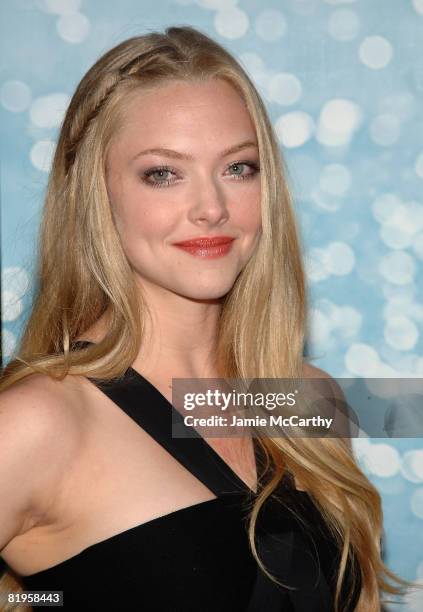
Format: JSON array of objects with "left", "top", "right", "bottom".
[{"left": 188, "top": 174, "right": 230, "bottom": 227}]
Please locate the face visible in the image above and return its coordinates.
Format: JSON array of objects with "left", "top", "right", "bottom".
[{"left": 105, "top": 78, "right": 262, "bottom": 301}]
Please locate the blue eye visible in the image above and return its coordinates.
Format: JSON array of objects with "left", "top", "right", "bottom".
[
  {"left": 142, "top": 166, "right": 176, "bottom": 188},
  {"left": 141, "top": 160, "right": 260, "bottom": 188},
  {"left": 227, "top": 161, "right": 260, "bottom": 179}
]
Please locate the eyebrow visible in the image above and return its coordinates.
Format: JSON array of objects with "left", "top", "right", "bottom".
[{"left": 130, "top": 140, "right": 258, "bottom": 163}]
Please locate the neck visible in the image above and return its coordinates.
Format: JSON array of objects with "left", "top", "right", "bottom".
[
  {"left": 86, "top": 279, "right": 225, "bottom": 379},
  {"left": 135, "top": 284, "right": 223, "bottom": 379}
]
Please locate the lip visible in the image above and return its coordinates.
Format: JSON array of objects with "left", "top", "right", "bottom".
[
  {"left": 172, "top": 235, "right": 235, "bottom": 259},
  {"left": 173, "top": 236, "right": 235, "bottom": 247}
]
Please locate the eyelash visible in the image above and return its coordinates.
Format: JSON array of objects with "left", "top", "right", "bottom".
[{"left": 140, "top": 160, "right": 260, "bottom": 189}]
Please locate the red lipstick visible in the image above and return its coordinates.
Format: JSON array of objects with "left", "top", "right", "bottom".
[{"left": 172, "top": 236, "right": 235, "bottom": 259}]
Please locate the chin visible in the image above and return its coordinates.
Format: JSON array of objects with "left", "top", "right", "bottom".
[
  {"left": 173, "top": 281, "right": 236, "bottom": 302},
  {"left": 136, "top": 269, "right": 241, "bottom": 301}
]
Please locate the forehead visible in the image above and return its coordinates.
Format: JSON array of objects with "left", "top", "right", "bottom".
[{"left": 109, "top": 78, "right": 256, "bottom": 157}]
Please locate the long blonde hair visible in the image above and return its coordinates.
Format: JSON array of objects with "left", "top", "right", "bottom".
[{"left": 0, "top": 25, "right": 413, "bottom": 611}]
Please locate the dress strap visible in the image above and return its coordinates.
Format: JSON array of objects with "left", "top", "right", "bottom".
[
  {"left": 280, "top": 469, "right": 298, "bottom": 490},
  {"left": 72, "top": 340, "right": 257, "bottom": 498}
]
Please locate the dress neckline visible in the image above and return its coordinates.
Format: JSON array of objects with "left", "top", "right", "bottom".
[
  {"left": 21, "top": 341, "right": 309, "bottom": 579},
  {"left": 76, "top": 339, "right": 260, "bottom": 495},
  {"left": 129, "top": 365, "right": 261, "bottom": 494},
  {"left": 73, "top": 339, "right": 305, "bottom": 498}
]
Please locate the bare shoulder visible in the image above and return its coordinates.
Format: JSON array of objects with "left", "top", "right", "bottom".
[
  {"left": 301, "top": 361, "right": 353, "bottom": 450},
  {"left": 0, "top": 372, "right": 86, "bottom": 545},
  {"left": 302, "top": 362, "right": 332, "bottom": 379},
  {"left": 0, "top": 371, "right": 86, "bottom": 440},
  {"left": 302, "top": 361, "right": 346, "bottom": 398}
]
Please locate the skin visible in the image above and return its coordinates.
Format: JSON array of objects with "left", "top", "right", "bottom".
[
  {"left": 0, "top": 77, "right": 326, "bottom": 576},
  {"left": 103, "top": 77, "right": 262, "bottom": 382}
]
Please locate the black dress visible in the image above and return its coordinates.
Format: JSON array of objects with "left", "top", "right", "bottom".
[{"left": 19, "top": 341, "right": 361, "bottom": 611}]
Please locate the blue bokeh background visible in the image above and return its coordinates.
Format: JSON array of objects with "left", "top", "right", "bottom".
[{"left": 1, "top": 1, "right": 422, "bottom": 608}]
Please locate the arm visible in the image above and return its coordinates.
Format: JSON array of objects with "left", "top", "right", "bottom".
[{"left": 0, "top": 375, "right": 77, "bottom": 556}]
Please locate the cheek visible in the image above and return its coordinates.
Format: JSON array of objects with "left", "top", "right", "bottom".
[
  {"left": 113, "top": 199, "right": 176, "bottom": 243},
  {"left": 250, "top": 202, "right": 262, "bottom": 232},
  {"left": 107, "top": 173, "right": 175, "bottom": 239},
  {"left": 233, "top": 191, "right": 262, "bottom": 234}
]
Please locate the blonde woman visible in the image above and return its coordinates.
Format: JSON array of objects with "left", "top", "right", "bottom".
[{"left": 0, "top": 26, "right": 412, "bottom": 611}]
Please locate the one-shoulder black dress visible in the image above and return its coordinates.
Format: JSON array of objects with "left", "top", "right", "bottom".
[{"left": 18, "top": 341, "right": 361, "bottom": 611}]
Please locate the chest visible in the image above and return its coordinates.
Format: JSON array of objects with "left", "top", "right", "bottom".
[{"left": 3, "top": 378, "right": 257, "bottom": 576}]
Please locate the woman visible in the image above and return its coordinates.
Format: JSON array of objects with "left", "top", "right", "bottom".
[{"left": 0, "top": 25, "right": 411, "bottom": 611}]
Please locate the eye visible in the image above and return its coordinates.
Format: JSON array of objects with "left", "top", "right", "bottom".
[
  {"left": 226, "top": 161, "right": 260, "bottom": 180},
  {"left": 141, "top": 166, "right": 178, "bottom": 188},
  {"left": 140, "top": 160, "right": 260, "bottom": 189}
]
